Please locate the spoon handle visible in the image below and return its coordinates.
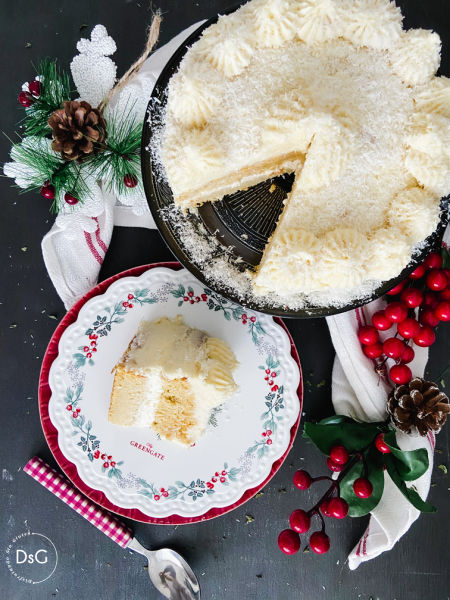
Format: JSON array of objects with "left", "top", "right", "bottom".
[{"left": 24, "top": 456, "right": 133, "bottom": 548}]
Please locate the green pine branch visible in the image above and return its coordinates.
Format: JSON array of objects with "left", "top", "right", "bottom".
[{"left": 23, "top": 58, "right": 73, "bottom": 137}]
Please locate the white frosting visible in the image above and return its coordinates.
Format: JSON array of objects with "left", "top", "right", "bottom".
[
  {"left": 389, "top": 29, "right": 441, "bottom": 87},
  {"left": 338, "top": 0, "right": 403, "bottom": 50},
  {"left": 169, "top": 75, "right": 218, "bottom": 127},
  {"left": 252, "top": 0, "right": 296, "bottom": 47},
  {"left": 388, "top": 186, "right": 441, "bottom": 244},
  {"left": 315, "top": 228, "right": 369, "bottom": 289},
  {"left": 366, "top": 228, "right": 412, "bottom": 281},
  {"left": 413, "top": 77, "right": 450, "bottom": 118},
  {"left": 294, "top": 0, "right": 340, "bottom": 44}
]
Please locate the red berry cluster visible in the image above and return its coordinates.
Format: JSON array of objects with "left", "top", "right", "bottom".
[
  {"left": 206, "top": 469, "right": 228, "bottom": 490},
  {"left": 66, "top": 404, "right": 81, "bottom": 418},
  {"left": 18, "top": 79, "right": 41, "bottom": 107},
  {"left": 82, "top": 333, "right": 98, "bottom": 360},
  {"left": 241, "top": 313, "right": 257, "bottom": 325},
  {"left": 261, "top": 429, "right": 273, "bottom": 445},
  {"left": 39, "top": 180, "right": 79, "bottom": 205},
  {"left": 93, "top": 452, "right": 116, "bottom": 469},
  {"left": 278, "top": 436, "right": 392, "bottom": 556},
  {"left": 183, "top": 291, "right": 208, "bottom": 304},
  {"left": 263, "top": 368, "right": 279, "bottom": 392},
  {"left": 154, "top": 487, "right": 169, "bottom": 501},
  {"left": 122, "top": 293, "right": 135, "bottom": 309},
  {"left": 358, "top": 252, "right": 450, "bottom": 385}
]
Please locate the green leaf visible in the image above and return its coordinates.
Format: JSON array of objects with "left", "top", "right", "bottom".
[
  {"left": 385, "top": 456, "right": 436, "bottom": 513},
  {"left": 339, "top": 449, "right": 385, "bottom": 516},
  {"left": 303, "top": 419, "right": 384, "bottom": 454},
  {"left": 383, "top": 431, "right": 429, "bottom": 481}
]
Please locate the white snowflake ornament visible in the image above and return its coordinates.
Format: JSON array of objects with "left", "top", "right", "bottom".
[{"left": 70, "top": 25, "right": 117, "bottom": 107}]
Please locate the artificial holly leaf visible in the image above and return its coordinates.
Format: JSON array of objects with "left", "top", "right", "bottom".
[
  {"left": 383, "top": 431, "right": 429, "bottom": 481},
  {"left": 339, "top": 448, "right": 385, "bottom": 517},
  {"left": 385, "top": 456, "right": 436, "bottom": 513},
  {"left": 303, "top": 418, "right": 385, "bottom": 455}
]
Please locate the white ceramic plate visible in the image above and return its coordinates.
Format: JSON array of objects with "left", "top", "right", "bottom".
[{"left": 48, "top": 267, "right": 301, "bottom": 518}]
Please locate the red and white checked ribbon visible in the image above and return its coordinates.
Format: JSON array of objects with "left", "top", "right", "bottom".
[{"left": 24, "top": 457, "right": 132, "bottom": 548}]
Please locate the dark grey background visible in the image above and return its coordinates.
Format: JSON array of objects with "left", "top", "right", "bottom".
[{"left": 0, "top": 1, "right": 449, "bottom": 599}]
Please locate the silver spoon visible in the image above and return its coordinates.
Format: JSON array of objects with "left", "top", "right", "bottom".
[{"left": 24, "top": 457, "right": 201, "bottom": 599}]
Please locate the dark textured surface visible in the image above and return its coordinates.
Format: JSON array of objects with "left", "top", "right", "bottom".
[{"left": 0, "top": 1, "right": 449, "bottom": 599}]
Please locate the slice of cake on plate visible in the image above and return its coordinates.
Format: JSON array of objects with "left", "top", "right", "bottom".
[{"left": 109, "top": 315, "right": 238, "bottom": 445}]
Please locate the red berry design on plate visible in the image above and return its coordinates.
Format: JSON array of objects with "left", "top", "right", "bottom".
[
  {"left": 271, "top": 372, "right": 277, "bottom": 378},
  {"left": 419, "top": 308, "right": 440, "bottom": 328},
  {"left": 195, "top": 296, "right": 200, "bottom": 302},
  {"left": 413, "top": 325, "right": 436, "bottom": 347},
  {"left": 363, "top": 343, "right": 383, "bottom": 359},
  {"left": 76, "top": 407, "right": 81, "bottom": 413},
  {"left": 409, "top": 264, "right": 427, "bottom": 280},
  {"left": 328, "top": 497, "right": 348, "bottom": 519},
  {"left": 201, "top": 293, "right": 207, "bottom": 301},
  {"left": 382, "top": 337, "right": 405, "bottom": 359},
  {"left": 163, "top": 491, "right": 169, "bottom": 497},
  {"left": 268, "top": 380, "right": 273, "bottom": 386},
  {"left": 222, "top": 470, "right": 227, "bottom": 476},
  {"left": 400, "top": 287, "right": 423, "bottom": 308},
  {"left": 66, "top": 404, "right": 72, "bottom": 411},
  {"left": 101, "top": 454, "right": 106, "bottom": 460},
  {"left": 93, "top": 450, "right": 100, "bottom": 459},
  {"left": 89, "top": 333, "right": 98, "bottom": 340},
  {"left": 128, "top": 303, "right": 133, "bottom": 308},
  {"left": 262, "top": 432, "right": 266, "bottom": 437},
  {"left": 353, "top": 477, "right": 373, "bottom": 498},
  {"left": 386, "top": 280, "right": 407, "bottom": 295},
  {"left": 103, "top": 462, "right": 109, "bottom": 468},
  {"left": 110, "top": 461, "right": 116, "bottom": 468},
  {"left": 183, "top": 296, "right": 188, "bottom": 301},
  {"left": 188, "top": 291, "right": 194, "bottom": 297},
  {"left": 424, "top": 252, "right": 442, "bottom": 270},
  {"left": 372, "top": 310, "right": 391, "bottom": 331},
  {"left": 220, "top": 477, "right": 226, "bottom": 483},
  {"left": 123, "top": 174, "right": 138, "bottom": 188},
  {"left": 385, "top": 301, "right": 408, "bottom": 323},
  {"left": 435, "top": 301, "right": 450, "bottom": 322},
  {"left": 309, "top": 531, "right": 330, "bottom": 554},
  {"left": 400, "top": 344, "right": 415, "bottom": 364},
  {"left": 128, "top": 294, "right": 134, "bottom": 300},
  {"left": 207, "top": 482, "right": 214, "bottom": 489},
  {"left": 211, "top": 477, "right": 217, "bottom": 483},
  {"left": 28, "top": 80, "right": 41, "bottom": 97},
  {"left": 154, "top": 494, "right": 160, "bottom": 501},
  {"left": 122, "top": 301, "right": 128, "bottom": 307},
  {"left": 72, "top": 412, "right": 78, "bottom": 418},
  {"left": 265, "top": 368, "right": 270, "bottom": 374},
  {"left": 266, "top": 429, "right": 272, "bottom": 436},
  {"left": 329, "top": 445, "right": 349, "bottom": 465},
  {"left": 357, "top": 326, "right": 379, "bottom": 345},
  {"left": 107, "top": 455, "right": 112, "bottom": 460},
  {"left": 271, "top": 385, "right": 279, "bottom": 392},
  {"left": 389, "top": 363, "right": 412, "bottom": 384},
  {"left": 293, "top": 470, "right": 312, "bottom": 490},
  {"left": 250, "top": 316, "right": 256, "bottom": 323},
  {"left": 190, "top": 300, "right": 194, "bottom": 304},
  {"left": 86, "top": 352, "right": 92, "bottom": 358},
  {"left": 327, "top": 457, "right": 344, "bottom": 472},
  {"left": 426, "top": 269, "right": 448, "bottom": 291},
  {"left": 90, "top": 340, "right": 97, "bottom": 347},
  {"left": 289, "top": 509, "right": 311, "bottom": 533},
  {"left": 397, "top": 317, "right": 420, "bottom": 340},
  {"left": 83, "top": 346, "right": 90, "bottom": 352},
  {"left": 267, "top": 438, "right": 273, "bottom": 445},
  {"left": 278, "top": 529, "right": 300, "bottom": 555}
]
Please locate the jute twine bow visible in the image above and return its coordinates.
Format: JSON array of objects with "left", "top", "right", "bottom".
[{"left": 98, "top": 11, "right": 162, "bottom": 113}]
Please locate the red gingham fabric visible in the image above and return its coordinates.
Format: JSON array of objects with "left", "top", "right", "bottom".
[{"left": 24, "top": 456, "right": 132, "bottom": 548}]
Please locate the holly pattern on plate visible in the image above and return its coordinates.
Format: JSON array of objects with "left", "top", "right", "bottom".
[
  {"left": 170, "top": 284, "right": 266, "bottom": 344},
  {"left": 72, "top": 288, "right": 156, "bottom": 367}
]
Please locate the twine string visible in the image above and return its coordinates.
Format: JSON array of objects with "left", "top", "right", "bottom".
[{"left": 98, "top": 12, "right": 162, "bottom": 113}]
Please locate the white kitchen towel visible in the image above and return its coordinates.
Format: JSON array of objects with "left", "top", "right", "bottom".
[
  {"left": 326, "top": 225, "right": 449, "bottom": 569},
  {"left": 41, "top": 21, "right": 204, "bottom": 310}
]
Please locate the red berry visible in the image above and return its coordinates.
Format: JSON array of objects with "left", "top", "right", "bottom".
[
  {"left": 86, "top": 352, "right": 92, "bottom": 359},
  {"left": 327, "top": 457, "right": 344, "bottom": 472},
  {"left": 424, "top": 252, "right": 443, "bottom": 270},
  {"left": 41, "top": 184, "right": 55, "bottom": 200},
  {"left": 123, "top": 174, "right": 138, "bottom": 188},
  {"left": 242, "top": 313, "right": 247, "bottom": 320},
  {"left": 268, "top": 380, "right": 274, "bottom": 386},
  {"left": 195, "top": 296, "right": 200, "bottom": 302},
  {"left": 271, "top": 385, "right": 279, "bottom": 392},
  {"left": 266, "top": 430, "right": 272, "bottom": 436},
  {"left": 382, "top": 337, "right": 405, "bottom": 359},
  {"left": 154, "top": 494, "right": 160, "bottom": 501},
  {"left": 271, "top": 372, "right": 277, "bottom": 378},
  {"left": 128, "top": 303, "right": 133, "bottom": 308},
  {"left": 188, "top": 291, "right": 194, "bottom": 297},
  {"left": 18, "top": 91, "right": 33, "bottom": 107},
  {"left": 309, "top": 531, "right": 330, "bottom": 554},
  {"left": 328, "top": 497, "right": 348, "bottom": 519},
  {"left": 372, "top": 311, "right": 392, "bottom": 331},
  {"left": 413, "top": 325, "right": 436, "bottom": 347},
  {"left": 363, "top": 343, "right": 383, "bottom": 359},
  {"left": 89, "top": 333, "right": 98, "bottom": 340},
  {"left": 440, "top": 288, "right": 450, "bottom": 301},
  {"left": 397, "top": 317, "right": 420, "bottom": 340},
  {"left": 103, "top": 462, "right": 109, "bottom": 468},
  {"left": 183, "top": 296, "right": 188, "bottom": 301},
  {"left": 83, "top": 346, "right": 89, "bottom": 352},
  {"left": 250, "top": 316, "right": 256, "bottom": 323},
  {"left": 190, "top": 300, "right": 194, "bottom": 304},
  {"left": 242, "top": 319, "right": 247, "bottom": 325},
  {"left": 329, "top": 445, "right": 349, "bottom": 465},
  {"left": 92, "top": 347, "right": 97, "bottom": 352},
  {"left": 266, "top": 438, "right": 272, "bottom": 445},
  {"left": 419, "top": 308, "right": 440, "bottom": 328},
  {"left": 385, "top": 302, "right": 408, "bottom": 323},
  {"left": 122, "top": 302, "right": 129, "bottom": 307},
  {"left": 435, "top": 301, "right": 450, "bottom": 322},
  {"left": 107, "top": 455, "right": 112, "bottom": 460},
  {"left": 201, "top": 294, "right": 207, "bottom": 301},
  {"left": 262, "top": 432, "right": 266, "bottom": 437},
  {"left": 386, "top": 280, "right": 407, "bottom": 295},
  {"left": 423, "top": 292, "right": 439, "bottom": 309},
  {"left": 128, "top": 294, "right": 134, "bottom": 300},
  {"left": 353, "top": 477, "right": 373, "bottom": 498},
  {"left": 389, "top": 364, "right": 412, "bottom": 384},
  {"left": 220, "top": 477, "right": 226, "bottom": 483},
  {"left": 222, "top": 470, "right": 227, "bottom": 476},
  {"left": 72, "top": 412, "right": 78, "bottom": 418},
  {"left": 93, "top": 451, "right": 100, "bottom": 459},
  {"left": 101, "top": 454, "right": 106, "bottom": 460},
  {"left": 401, "top": 288, "right": 423, "bottom": 309},
  {"left": 76, "top": 408, "right": 81, "bottom": 413},
  {"left": 293, "top": 469, "right": 312, "bottom": 490},
  {"left": 278, "top": 529, "right": 300, "bottom": 555},
  {"left": 357, "top": 326, "right": 379, "bottom": 345},
  {"left": 409, "top": 264, "right": 427, "bottom": 280},
  {"left": 64, "top": 192, "right": 79, "bottom": 205},
  {"left": 163, "top": 491, "right": 169, "bottom": 497},
  {"left": 400, "top": 345, "right": 415, "bottom": 364},
  {"left": 290, "top": 509, "right": 311, "bottom": 533},
  {"left": 90, "top": 340, "right": 96, "bottom": 347},
  {"left": 110, "top": 461, "right": 116, "bottom": 467},
  {"left": 426, "top": 269, "right": 448, "bottom": 291},
  {"left": 28, "top": 80, "right": 41, "bottom": 97},
  {"left": 66, "top": 405, "right": 72, "bottom": 411},
  {"left": 375, "top": 433, "right": 391, "bottom": 454},
  {"left": 265, "top": 369, "right": 270, "bottom": 374},
  {"left": 211, "top": 477, "right": 217, "bottom": 483},
  {"left": 320, "top": 500, "right": 331, "bottom": 517}
]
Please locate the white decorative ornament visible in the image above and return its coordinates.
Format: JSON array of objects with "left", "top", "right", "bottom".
[{"left": 70, "top": 24, "right": 117, "bottom": 107}]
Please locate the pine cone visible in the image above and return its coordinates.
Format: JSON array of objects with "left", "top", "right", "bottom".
[
  {"left": 48, "top": 100, "right": 107, "bottom": 161},
  {"left": 387, "top": 377, "right": 450, "bottom": 436}
]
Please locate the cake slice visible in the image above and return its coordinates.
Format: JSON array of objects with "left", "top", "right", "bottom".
[{"left": 109, "top": 315, "right": 238, "bottom": 445}]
